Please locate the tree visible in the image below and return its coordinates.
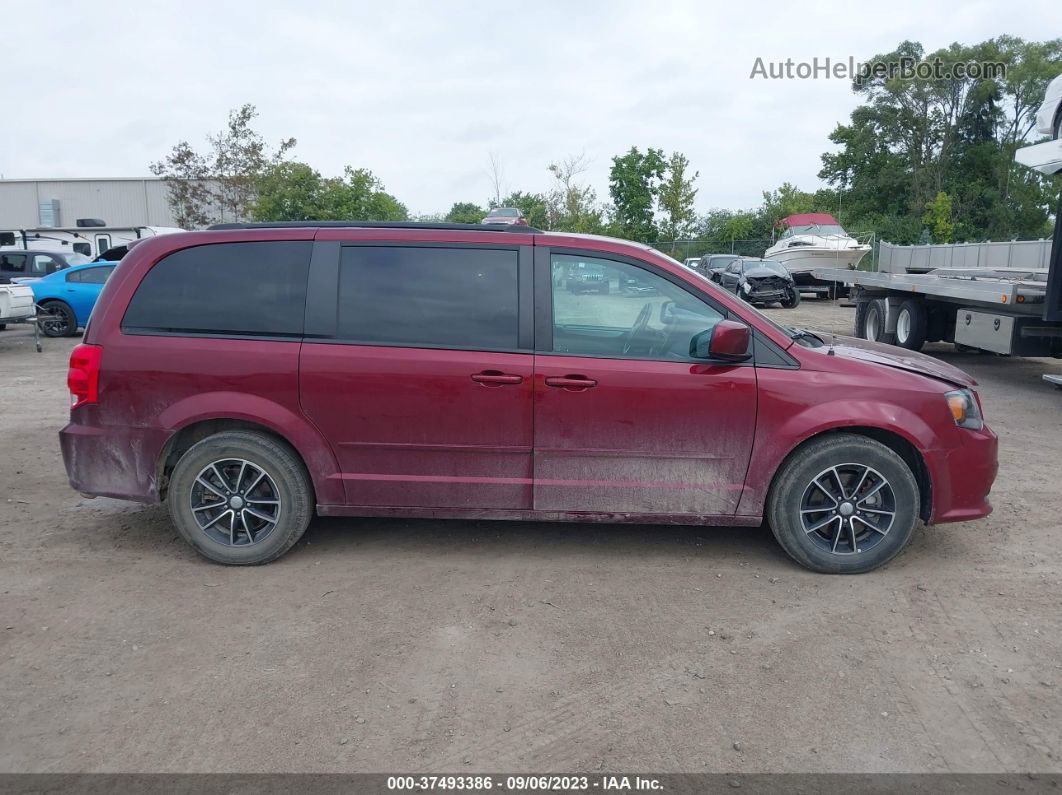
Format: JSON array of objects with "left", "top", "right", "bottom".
[
  {"left": 657, "top": 152, "right": 699, "bottom": 244},
  {"left": 251, "top": 163, "right": 407, "bottom": 222},
  {"left": 152, "top": 103, "right": 296, "bottom": 227},
  {"left": 485, "top": 152, "right": 505, "bottom": 209},
  {"left": 500, "top": 191, "right": 549, "bottom": 229},
  {"left": 546, "top": 154, "right": 606, "bottom": 233},
  {"left": 922, "top": 191, "right": 955, "bottom": 242},
  {"left": 445, "top": 202, "right": 486, "bottom": 224},
  {"left": 609, "top": 147, "right": 666, "bottom": 242},
  {"left": 820, "top": 37, "right": 1062, "bottom": 243}
]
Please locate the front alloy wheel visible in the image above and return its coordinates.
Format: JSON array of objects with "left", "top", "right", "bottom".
[
  {"left": 799, "top": 464, "right": 895, "bottom": 556},
  {"left": 766, "top": 433, "right": 919, "bottom": 573}
]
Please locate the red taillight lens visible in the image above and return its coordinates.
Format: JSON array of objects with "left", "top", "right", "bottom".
[{"left": 68, "top": 343, "right": 102, "bottom": 410}]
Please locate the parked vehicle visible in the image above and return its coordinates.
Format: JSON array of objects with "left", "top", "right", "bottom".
[
  {"left": 566, "top": 261, "right": 610, "bottom": 293},
  {"left": 60, "top": 221, "right": 997, "bottom": 573},
  {"left": 683, "top": 257, "right": 700, "bottom": 269},
  {"left": 717, "top": 258, "right": 800, "bottom": 308},
  {"left": 480, "top": 207, "right": 527, "bottom": 226},
  {"left": 31, "top": 262, "right": 116, "bottom": 337},
  {"left": 693, "top": 253, "right": 741, "bottom": 282},
  {"left": 0, "top": 250, "right": 83, "bottom": 284},
  {"left": 0, "top": 282, "right": 35, "bottom": 330},
  {"left": 1, "top": 224, "right": 182, "bottom": 261}
]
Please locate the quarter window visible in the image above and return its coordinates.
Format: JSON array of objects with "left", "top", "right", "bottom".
[
  {"left": 122, "top": 241, "right": 311, "bottom": 336},
  {"left": 336, "top": 246, "right": 519, "bottom": 350},
  {"left": 551, "top": 254, "right": 724, "bottom": 360},
  {"left": 67, "top": 266, "right": 114, "bottom": 284}
]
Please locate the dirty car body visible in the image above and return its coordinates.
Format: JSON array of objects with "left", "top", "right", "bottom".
[{"left": 59, "top": 223, "right": 997, "bottom": 573}]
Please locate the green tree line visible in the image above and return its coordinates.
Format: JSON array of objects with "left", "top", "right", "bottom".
[{"left": 152, "top": 37, "right": 1061, "bottom": 255}]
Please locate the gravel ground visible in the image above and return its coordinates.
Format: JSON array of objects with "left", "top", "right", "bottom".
[{"left": 1, "top": 301, "right": 1060, "bottom": 774}]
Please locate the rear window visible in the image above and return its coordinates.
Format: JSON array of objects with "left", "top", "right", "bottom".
[
  {"left": 337, "top": 246, "right": 519, "bottom": 350},
  {"left": 122, "top": 241, "right": 311, "bottom": 336}
]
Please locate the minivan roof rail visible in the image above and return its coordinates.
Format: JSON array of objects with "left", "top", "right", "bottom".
[{"left": 207, "top": 221, "right": 542, "bottom": 233}]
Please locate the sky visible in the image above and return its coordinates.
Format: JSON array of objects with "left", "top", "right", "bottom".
[{"left": 2, "top": 0, "right": 1059, "bottom": 218}]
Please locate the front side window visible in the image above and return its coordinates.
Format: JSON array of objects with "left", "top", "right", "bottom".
[
  {"left": 122, "top": 241, "right": 311, "bottom": 336},
  {"left": 337, "top": 246, "right": 519, "bottom": 350},
  {"left": 31, "top": 255, "right": 57, "bottom": 275},
  {"left": 551, "top": 254, "right": 724, "bottom": 360},
  {"left": 0, "top": 254, "right": 27, "bottom": 273}
]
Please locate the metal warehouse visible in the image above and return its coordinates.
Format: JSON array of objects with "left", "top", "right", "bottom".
[{"left": 0, "top": 177, "right": 179, "bottom": 229}]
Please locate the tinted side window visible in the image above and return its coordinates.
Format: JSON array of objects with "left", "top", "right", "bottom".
[
  {"left": 0, "top": 254, "right": 28, "bottom": 272},
  {"left": 71, "top": 266, "right": 113, "bottom": 284},
  {"left": 337, "top": 246, "right": 519, "bottom": 350},
  {"left": 123, "top": 241, "right": 311, "bottom": 336}
]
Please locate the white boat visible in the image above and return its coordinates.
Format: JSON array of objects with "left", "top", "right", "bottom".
[{"left": 764, "top": 213, "right": 871, "bottom": 280}]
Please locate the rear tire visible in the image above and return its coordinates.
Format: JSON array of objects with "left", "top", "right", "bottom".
[
  {"left": 38, "top": 301, "right": 77, "bottom": 337},
  {"left": 766, "top": 433, "right": 920, "bottom": 574},
  {"left": 167, "top": 431, "right": 314, "bottom": 565},
  {"left": 894, "top": 299, "right": 927, "bottom": 351}
]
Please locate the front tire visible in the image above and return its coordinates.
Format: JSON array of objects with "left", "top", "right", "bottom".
[
  {"left": 167, "top": 431, "right": 314, "bottom": 565},
  {"left": 781, "top": 285, "right": 801, "bottom": 308},
  {"left": 766, "top": 433, "right": 920, "bottom": 574},
  {"left": 859, "top": 298, "right": 895, "bottom": 345}
]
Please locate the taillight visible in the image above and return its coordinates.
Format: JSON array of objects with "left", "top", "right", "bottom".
[{"left": 68, "top": 344, "right": 102, "bottom": 410}]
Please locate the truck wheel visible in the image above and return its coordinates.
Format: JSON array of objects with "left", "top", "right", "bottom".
[
  {"left": 858, "top": 299, "right": 895, "bottom": 345},
  {"left": 766, "top": 433, "right": 920, "bottom": 574},
  {"left": 38, "top": 301, "right": 77, "bottom": 337},
  {"left": 894, "top": 299, "right": 927, "bottom": 351},
  {"left": 167, "top": 431, "right": 314, "bottom": 565}
]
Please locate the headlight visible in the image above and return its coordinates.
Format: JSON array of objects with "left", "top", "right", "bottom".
[{"left": 945, "top": 389, "right": 983, "bottom": 430}]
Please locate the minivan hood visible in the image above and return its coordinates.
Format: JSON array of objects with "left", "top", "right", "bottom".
[{"left": 824, "top": 334, "right": 977, "bottom": 388}]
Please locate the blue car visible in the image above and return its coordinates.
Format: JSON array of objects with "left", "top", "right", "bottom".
[{"left": 31, "top": 262, "right": 117, "bottom": 337}]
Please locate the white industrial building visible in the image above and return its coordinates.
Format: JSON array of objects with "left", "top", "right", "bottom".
[{"left": 0, "top": 177, "right": 182, "bottom": 229}]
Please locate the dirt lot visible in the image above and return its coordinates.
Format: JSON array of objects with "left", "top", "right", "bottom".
[{"left": 1, "top": 301, "right": 1060, "bottom": 774}]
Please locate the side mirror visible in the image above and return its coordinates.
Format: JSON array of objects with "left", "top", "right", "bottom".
[{"left": 690, "top": 320, "right": 752, "bottom": 362}]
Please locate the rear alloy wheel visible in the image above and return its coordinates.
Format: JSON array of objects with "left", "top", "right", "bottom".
[
  {"left": 168, "top": 431, "right": 313, "bottom": 565},
  {"left": 894, "top": 299, "right": 927, "bottom": 351},
  {"left": 767, "top": 433, "right": 919, "bottom": 573},
  {"left": 38, "top": 301, "right": 77, "bottom": 337}
]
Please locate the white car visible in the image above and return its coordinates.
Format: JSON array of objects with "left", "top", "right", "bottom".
[
  {"left": 683, "top": 257, "right": 700, "bottom": 269},
  {"left": 1036, "top": 73, "right": 1062, "bottom": 140}
]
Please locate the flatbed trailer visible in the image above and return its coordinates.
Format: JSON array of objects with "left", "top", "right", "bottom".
[{"left": 812, "top": 137, "right": 1062, "bottom": 386}]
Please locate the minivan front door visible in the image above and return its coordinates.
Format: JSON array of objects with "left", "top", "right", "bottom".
[
  {"left": 300, "top": 242, "right": 535, "bottom": 510},
  {"left": 533, "top": 252, "right": 758, "bottom": 517}
]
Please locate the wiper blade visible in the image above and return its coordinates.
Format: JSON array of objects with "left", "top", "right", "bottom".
[{"left": 789, "top": 327, "right": 824, "bottom": 343}]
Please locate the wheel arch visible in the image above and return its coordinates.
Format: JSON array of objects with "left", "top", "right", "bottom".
[
  {"left": 156, "top": 415, "right": 340, "bottom": 506},
  {"left": 766, "top": 426, "right": 932, "bottom": 522}
]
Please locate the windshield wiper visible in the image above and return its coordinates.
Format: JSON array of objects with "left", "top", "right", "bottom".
[{"left": 789, "top": 327, "right": 826, "bottom": 344}]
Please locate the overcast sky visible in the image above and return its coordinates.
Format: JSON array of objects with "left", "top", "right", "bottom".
[{"left": 2, "top": 0, "right": 1058, "bottom": 217}]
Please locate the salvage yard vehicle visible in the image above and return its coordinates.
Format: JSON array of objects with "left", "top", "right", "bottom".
[
  {"left": 60, "top": 221, "right": 998, "bottom": 573},
  {"left": 716, "top": 258, "right": 801, "bottom": 308},
  {"left": 693, "top": 253, "right": 741, "bottom": 282},
  {"left": 0, "top": 281, "right": 35, "bottom": 331},
  {"left": 32, "top": 262, "right": 116, "bottom": 337},
  {"left": 0, "top": 250, "right": 81, "bottom": 284}
]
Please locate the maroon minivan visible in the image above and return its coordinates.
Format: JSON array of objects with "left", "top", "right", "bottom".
[{"left": 60, "top": 222, "right": 998, "bottom": 573}]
